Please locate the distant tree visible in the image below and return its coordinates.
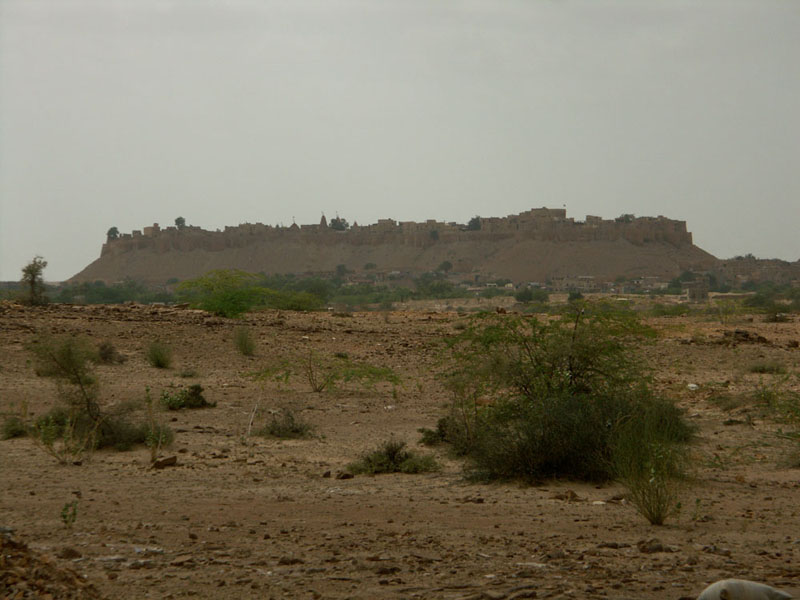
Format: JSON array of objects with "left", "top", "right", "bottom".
[
  {"left": 615, "top": 214, "right": 635, "bottom": 223},
  {"left": 515, "top": 287, "right": 549, "bottom": 304},
  {"left": 336, "top": 264, "right": 349, "bottom": 277},
  {"left": 364, "top": 262, "right": 377, "bottom": 270},
  {"left": 467, "top": 216, "right": 481, "bottom": 231},
  {"left": 329, "top": 217, "right": 349, "bottom": 231},
  {"left": 20, "top": 256, "right": 48, "bottom": 306},
  {"left": 429, "top": 230, "right": 439, "bottom": 241},
  {"left": 437, "top": 261, "right": 453, "bottom": 273},
  {"left": 515, "top": 287, "right": 534, "bottom": 303},
  {"left": 106, "top": 226, "right": 119, "bottom": 240},
  {"left": 175, "top": 216, "right": 186, "bottom": 229}
]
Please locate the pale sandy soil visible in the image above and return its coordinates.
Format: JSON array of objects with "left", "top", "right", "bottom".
[{"left": 2, "top": 302, "right": 800, "bottom": 600}]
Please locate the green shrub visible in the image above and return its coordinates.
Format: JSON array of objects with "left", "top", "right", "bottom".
[
  {"left": 515, "top": 287, "right": 549, "bottom": 304},
  {"left": 418, "top": 419, "right": 450, "bottom": 446},
  {"left": 2, "top": 416, "right": 28, "bottom": 440},
  {"left": 146, "top": 340, "right": 173, "bottom": 369},
  {"left": 233, "top": 326, "right": 256, "bottom": 356},
  {"left": 440, "top": 308, "right": 691, "bottom": 483},
  {"left": 259, "top": 351, "right": 400, "bottom": 394},
  {"left": 31, "top": 407, "right": 98, "bottom": 464},
  {"left": 348, "top": 440, "right": 439, "bottom": 475},
  {"left": 31, "top": 405, "right": 173, "bottom": 452},
  {"left": 614, "top": 436, "right": 686, "bottom": 525},
  {"left": 29, "top": 334, "right": 101, "bottom": 422},
  {"left": 261, "top": 289, "right": 324, "bottom": 312},
  {"left": 255, "top": 409, "right": 313, "bottom": 439},
  {"left": 612, "top": 404, "right": 690, "bottom": 525},
  {"left": 27, "top": 336, "right": 172, "bottom": 461},
  {"left": 649, "top": 303, "right": 691, "bottom": 317},
  {"left": 176, "top": 269, "right": 264, "bottom": 317},
  {"left": 20, "top": 256, "right": 48, "bottom": 306},
  {"left": 160, "top": 385, "right": 214, "bottom": 410},
  {"left": 95, "top": 417, "right": 172, "bottom": 451},
  {"left": 749, "top": 361, "right": 786, "bottom": 374}
]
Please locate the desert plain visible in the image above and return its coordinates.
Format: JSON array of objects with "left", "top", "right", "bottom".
[{"left": 2, "top": 299, "right": 800, "bottom": 600}]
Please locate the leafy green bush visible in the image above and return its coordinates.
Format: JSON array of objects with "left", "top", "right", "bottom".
[
  {"left": 348, "top": 440, "right": 439, "bottom": 475},
  {"left": 440, "top": 307, "right": 691, "bottom": 483},
  {"left": 160, "top": 385, "right": 214, "bottom": 410},
  {"left": 177, "top": 269, "right": 265, "bottom": 317},
  {"left": 146, "top": 340, "right": 173, "bottom": 369},
  {"left": 255, "top": 409, "right": 313, "bottom": 439},
  {"left": 233, "top": 326, "right": 256, "bottom": 356}
]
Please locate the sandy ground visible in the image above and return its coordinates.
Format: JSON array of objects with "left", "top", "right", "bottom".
[{"left": 2, "top": 301, "right": 800, "bottom": 600}]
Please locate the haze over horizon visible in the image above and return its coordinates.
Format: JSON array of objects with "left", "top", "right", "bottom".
[{"left": 1, "top": 0, "right": 798, "bottom": 282}]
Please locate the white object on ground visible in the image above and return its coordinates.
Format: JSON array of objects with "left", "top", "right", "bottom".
[{"left": 697, "top": 579, "right": 792, "bottom": 600}]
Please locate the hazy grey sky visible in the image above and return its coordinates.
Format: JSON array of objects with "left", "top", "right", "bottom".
[{"left": 1, "top": 0, "right": 798, "bottom": 281}]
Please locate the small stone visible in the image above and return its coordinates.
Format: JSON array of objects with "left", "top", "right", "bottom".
[{"left": 170, "top": 555, "right": 195, "bottom": 567}]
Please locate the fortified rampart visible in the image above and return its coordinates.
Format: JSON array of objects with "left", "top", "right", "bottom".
[{"left": 101, "top": 208, "right": 694, "bottom": 258}]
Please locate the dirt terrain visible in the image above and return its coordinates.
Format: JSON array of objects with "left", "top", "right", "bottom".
[{"left": 2, "top": 301, "right": 800, "bottom": 600}]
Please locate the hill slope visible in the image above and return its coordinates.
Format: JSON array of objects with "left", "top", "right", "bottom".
[{"left": 70, "top": 209, "right": 719, "bottom": 284}]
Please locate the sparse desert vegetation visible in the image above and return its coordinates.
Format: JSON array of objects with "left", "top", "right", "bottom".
[{"left": 2, "top": 299, "right": 800, "bottom": 599}]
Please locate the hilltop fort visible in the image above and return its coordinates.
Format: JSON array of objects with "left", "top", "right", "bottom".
[{"left": 72, "top": 208, "right": 719, "bottom": 286}]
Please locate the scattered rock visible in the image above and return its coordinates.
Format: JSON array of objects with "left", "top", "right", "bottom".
[
  {"left": 1, "top": 532, "right": 106, "bottom": 599},
  {"left": 597, "top": 541, "right": 631, "bottom": 549},
  {"left": 637, "top": 538, "right": 677, "bottom": 553},
  {"left": 57, "top": 547, "right": 82, "bottom": 559},
  {"left": 152, "top": 456, "right": 178, "bottom": 469},
  {"left": 550, "top": 490, "right": 582, "bottom": 502},
  {"left": 170, "top": 555, "right": 196, "bottom": 567}
]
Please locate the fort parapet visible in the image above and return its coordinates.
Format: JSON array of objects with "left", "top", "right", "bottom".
[{"left": 101, "top": 208, "right": 693, "bottom": 258}]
